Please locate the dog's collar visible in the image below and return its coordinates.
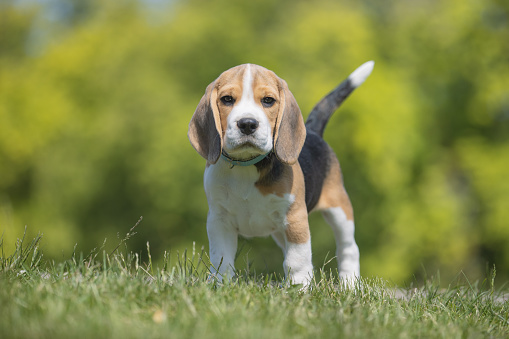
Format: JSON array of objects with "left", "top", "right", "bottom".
[{"left": 221, "top": 150, "right": 271, "bottom": 168}]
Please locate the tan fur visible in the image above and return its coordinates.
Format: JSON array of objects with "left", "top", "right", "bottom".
[
  {"left": 250, "top": 67, "right": 281, "bottom": 131},
  {"left": 284, "top": 164, "right": 311, "bottom": 243},
  {"left": 255, "top": 165, "right": 291, "bottom": 197},
  {"left": 215, "top": 67, "right": 245, "bottom": 137},
  {"left": 314, "top": 153, "right": 354, "bottom": 220}
]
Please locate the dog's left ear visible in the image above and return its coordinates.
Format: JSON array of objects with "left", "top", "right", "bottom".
[
  {"left": 273, "top": 79, "right": 306, "bottom": 165},
  {"left": 188, "top": 82, "right": 222, "bottom": 164}
]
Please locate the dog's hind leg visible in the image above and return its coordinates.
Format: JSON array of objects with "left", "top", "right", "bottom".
[
  {"left": 315, "top": 157, "right": 360, "bottom": 285},
  {"left": 321, "top": 205, "right": 360, "bottom": 283}
]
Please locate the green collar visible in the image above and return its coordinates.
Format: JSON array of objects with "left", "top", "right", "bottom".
[{"left": 221, "top": 150, "right": 271, "bottom": 167}]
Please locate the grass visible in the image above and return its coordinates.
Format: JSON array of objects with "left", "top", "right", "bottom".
[{"left": 1, "top": 229, "right": 508, "bottom": 339}]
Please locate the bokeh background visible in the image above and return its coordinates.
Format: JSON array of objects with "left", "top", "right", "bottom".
[{"left": 1, "top": 0, "right": 508, "bottom": 285}]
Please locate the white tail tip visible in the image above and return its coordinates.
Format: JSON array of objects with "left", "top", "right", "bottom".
[{"left": 348, "top": 60, "right": 375, "bottom": 88}]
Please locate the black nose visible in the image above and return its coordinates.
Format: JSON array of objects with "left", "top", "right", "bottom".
[{"left": 237, "top": 118, "right": 259, "bottom": 135}]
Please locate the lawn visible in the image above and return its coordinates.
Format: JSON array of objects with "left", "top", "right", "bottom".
[{"left": 1, "top": 231, "right": 508, "bottom": 339}]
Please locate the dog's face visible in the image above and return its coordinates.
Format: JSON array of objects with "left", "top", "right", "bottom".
[
  {"left": 188, "top": 64, "right": 306, "bottom": 165},
  {"left": 216, "top": 64, "right": 280, "bottom": 159}
]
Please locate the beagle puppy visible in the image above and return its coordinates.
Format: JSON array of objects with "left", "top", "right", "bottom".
[{"left": 188, "top": 61, "right": 374, "bottom": 286}]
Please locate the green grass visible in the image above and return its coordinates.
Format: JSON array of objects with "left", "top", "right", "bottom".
[{"left": 1, "top": 231, "right": 508, "bottom": 339}]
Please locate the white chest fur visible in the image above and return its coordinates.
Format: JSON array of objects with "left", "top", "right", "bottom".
[{"left": 204, "top": 160, "right": 295, "bottom": 238}]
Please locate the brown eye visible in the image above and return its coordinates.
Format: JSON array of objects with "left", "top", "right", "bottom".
[
  {"left": 220, "top": 95, "right": 235, "bottom": 106},
  {"left": 262, "top": 97, "right": 276, "bottom": 107}
]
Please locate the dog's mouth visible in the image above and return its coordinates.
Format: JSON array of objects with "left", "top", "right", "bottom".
[{"left": 224, "top": 142, "right": 267, "bottom": 160}]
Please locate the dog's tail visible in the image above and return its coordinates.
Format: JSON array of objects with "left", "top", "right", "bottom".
[{"left": 305, "top": 61, "right": 375, "bottom": 137}]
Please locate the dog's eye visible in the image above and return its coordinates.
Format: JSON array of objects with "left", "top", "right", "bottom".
[
  {"left": 220, "top": 96, "right": 235, "bottom": 106},
  {"left": 261, "top": 97, "right": 276, "bottom": 107}
]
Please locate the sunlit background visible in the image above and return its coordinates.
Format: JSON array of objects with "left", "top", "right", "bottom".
[{"left": 1, "top": 0, "right": 508, "bottom": 285}]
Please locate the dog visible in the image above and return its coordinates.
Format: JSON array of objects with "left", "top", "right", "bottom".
[{"left": 188, "top": 61, "right": 374, "bottom": 286}]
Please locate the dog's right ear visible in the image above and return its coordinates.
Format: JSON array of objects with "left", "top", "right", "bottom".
[{"left": 188, "top": 82, "right": 222, "bottom": 164}]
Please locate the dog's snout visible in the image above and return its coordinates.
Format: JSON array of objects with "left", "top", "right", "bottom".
[{"left": 237, "top": 118, "right": 259, "bottom": 135}]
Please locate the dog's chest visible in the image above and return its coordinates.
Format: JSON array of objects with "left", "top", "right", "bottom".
[{"left": 204, "top": 163, "right": 294, "bottom": 237}]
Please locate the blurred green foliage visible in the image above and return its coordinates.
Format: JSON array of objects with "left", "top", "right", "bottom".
[{"left": 1, "top": 0, "right": 508, "bottom": 284}]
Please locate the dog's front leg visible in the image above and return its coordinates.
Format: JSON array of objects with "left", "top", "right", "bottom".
[
  {"left": 283, "top": 240, "right": 313, "bottom": 287},
  {"left": 207, "top": 213, "right": 238, "bottom": 283},
  {"left": 283, "top": 211, "right": 314, "bottom": 287}
]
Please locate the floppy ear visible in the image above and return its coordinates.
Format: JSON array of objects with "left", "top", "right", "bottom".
[
  {"left": 188, "top": 82, "right": 222, "bottom": 164},
  {"left": 273, "top": 79, "right": 306, "bottom": 165}
]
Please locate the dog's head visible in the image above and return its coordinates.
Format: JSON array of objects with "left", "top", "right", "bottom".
[{"left": 188, "top": 64, "right": 306, "bottom": 165}]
